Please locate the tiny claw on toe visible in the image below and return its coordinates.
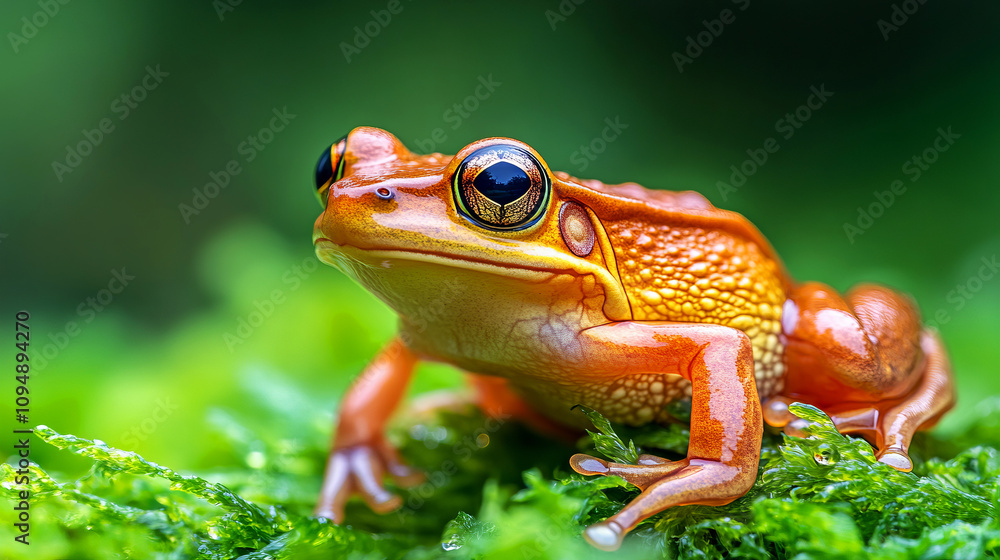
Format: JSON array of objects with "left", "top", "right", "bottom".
[
  {"left": 877, "top": 447, "right": 913, "bottom": 472},
  {"left": 367, "top": 491, "right": 403, "bottom": 514},
  {"left": 570, "top": 453, "right": 610, "bottom": 475},
  {"left": 583, "top": 520, "right": 625, "bottom": 551}
]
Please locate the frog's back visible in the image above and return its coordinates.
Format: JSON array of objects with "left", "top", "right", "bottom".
[{"left": 560, "top": 175, "right": 790, "bottom": 398}]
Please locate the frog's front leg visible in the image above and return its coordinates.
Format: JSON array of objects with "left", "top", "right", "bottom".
[
  {"left": 570, "top": 322, "right": 763, "bottom": 551},
  {"left": 315, "top": 337, "right": 423, "bottom": 522}
]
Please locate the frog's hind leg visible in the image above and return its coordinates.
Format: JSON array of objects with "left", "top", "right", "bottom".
[{"left": 777, "top": 283, "right": 956, "bottom": 470}]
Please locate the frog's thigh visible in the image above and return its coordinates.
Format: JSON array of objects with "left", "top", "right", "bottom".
[
  {"left": 573, "top": 321, "right": 763, "bottom": 551},
  {"left": 784, "top": 282, "right": 924, "bottom": 397}
]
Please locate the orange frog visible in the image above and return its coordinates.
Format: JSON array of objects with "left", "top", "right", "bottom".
[{"left": 310, "top": 126, "right": 955, "bottom": 551}]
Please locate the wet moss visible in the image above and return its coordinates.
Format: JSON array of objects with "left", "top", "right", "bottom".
[{"left": 2, "top": 401, "right": 999, "bottom": 559}]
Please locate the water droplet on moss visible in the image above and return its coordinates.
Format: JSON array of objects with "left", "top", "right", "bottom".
[
  {"left": 441, "top": 536, "right": 462, "bottom": 551},
  {"left": 813, "top": 443, "right": 840, "bottom": 465}
]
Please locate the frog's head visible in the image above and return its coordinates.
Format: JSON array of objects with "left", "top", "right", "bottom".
[{"left": 311, "top": 126, "right": 630, "bottom": 325}]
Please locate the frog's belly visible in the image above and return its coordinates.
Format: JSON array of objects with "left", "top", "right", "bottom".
[{"left": 508, "top": 369, "right": 695, "bottom": 427}]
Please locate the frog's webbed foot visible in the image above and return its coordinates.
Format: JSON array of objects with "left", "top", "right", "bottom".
[
  {"left": 570, "top": 455, "right": 748, "bottom": 551},
  {"left": 315, "top": 438, "right": 424, "bottom": 522},
  {"left": 315, "top": 338, "right": 425, "bottom": 522},
  {"left": 569, "top": 453, "right": 691, "bottom": 550},
  {"left": 764, "top": 396, "right": 912, "bottom": 469}
]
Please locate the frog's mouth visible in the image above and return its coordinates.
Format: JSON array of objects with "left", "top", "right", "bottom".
[
  {"left": 313, "top": 238, "right": 562, "bottom": 282},
  {"left": 313, "top": 237, "right": 632, "bottom": 321}
]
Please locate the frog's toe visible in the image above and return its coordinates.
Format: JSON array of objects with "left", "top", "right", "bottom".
[
  {"left": 583, "top": 520, "right": 625, "bottom": 552},
  {"left": 762, "top": 396, "right": 798, "bottom": 427},
  {"left": 314, "top": 451, "right": 352, "bottom": 523},
  {"left": 316, "top": 443, "right": 417, "bottom": 522},
  {"left": 387, "top": 463, "right": 424, "bottom": 487},
  {"left": 783, "top": 417, "right": 812, "bottom": 438},
  {"left": 570, "top": 453, "right": 687, "bottom": 490},
  {"left": 377, "top": 441, "right": 425, "bottom": 487},
  {"left": 314, "top": 504, "right": 343, "bottom": 523},
  {"left": 365, "top": 490, "right": 403, "bottom": 513},
  {"left": 346, "top": 445, "right": 411, "bottom": 512},
  {"left": 876, "top": 447, "right": 913, "bottom": 472},
  {"left": 570, "top": 453, "right": 610, "bottom": 475}
]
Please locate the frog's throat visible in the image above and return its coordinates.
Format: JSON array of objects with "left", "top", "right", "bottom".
[{"left": 314, "top": 240, "right": 632, "bottom": 322}]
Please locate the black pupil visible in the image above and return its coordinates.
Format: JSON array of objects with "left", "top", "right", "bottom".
[
  {"left": 473, "top": 161, "right": 531, "bottom": 205},
  {"left": 315, "top": 144, "right": 333, "bottom": 190}
]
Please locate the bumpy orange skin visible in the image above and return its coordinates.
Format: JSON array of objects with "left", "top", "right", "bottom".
[{"left": 311, "top": 127, "right": 955, "bottom": 551}]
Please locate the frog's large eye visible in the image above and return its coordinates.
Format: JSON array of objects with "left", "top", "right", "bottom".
[
  {"left": 314, "top": 135, "right": 347, "bottom": 208},
  {"left": 452, "top": 144, "right": 550, "bottom": 231}
]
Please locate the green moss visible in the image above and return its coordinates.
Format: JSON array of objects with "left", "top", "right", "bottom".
[{"left": 2, "top": 399, "right": 999, "bottom": 559}]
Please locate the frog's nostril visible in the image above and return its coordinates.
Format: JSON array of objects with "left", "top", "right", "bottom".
[{"left": 375, "top": 187, "right": 393, "bottom": 201}]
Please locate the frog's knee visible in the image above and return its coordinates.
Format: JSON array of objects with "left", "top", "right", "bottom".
[{"left": 844, "top": 284, "right": 923, "bottom": 384}]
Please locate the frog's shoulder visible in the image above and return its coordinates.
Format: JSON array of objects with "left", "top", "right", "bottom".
[{"left": 555, "top": 173, "right": 783, "bottom": 264}]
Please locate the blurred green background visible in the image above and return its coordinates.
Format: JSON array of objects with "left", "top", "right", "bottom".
[{"left": 1, "top": 0, "right": 999, "bottom": 532}]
